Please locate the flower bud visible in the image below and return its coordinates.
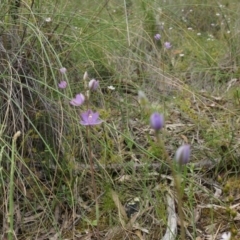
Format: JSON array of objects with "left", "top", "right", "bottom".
[
  {"left": 89, "top": 79, "right": 99, "bottom": 90},
  {"left": 83, "top": 71, "right": 88, "bottom": 81},
  {"left": 154, "top": 34, "right": 161, "bottom": 40},
  {"left": 175, "top": 144, "right": 191, "bottom": 165},
  {"left": 150, "top": 112, "right": 164, "bottom": 131},
  {"left": 59, "top": 67, "right": 67, "bottom": 74}
]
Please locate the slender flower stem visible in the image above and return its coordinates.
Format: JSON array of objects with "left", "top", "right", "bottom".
[
  {"left": 156, "top": 135, "right": 186, "bottom": 240},
  {"left": 172, "top": 169, "right": 186, "bottom": 240},
  {"left": 86, "top": 126, "right": 99, "bottom": 239},
  {"left": 9, "top": 131, "right": 21, "bottom": 240}
]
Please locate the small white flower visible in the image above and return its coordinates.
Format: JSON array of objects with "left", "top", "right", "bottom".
[
  {"left": 197, "top": 32, "right": 201, "bottom": 36},
  {"left": 45, "top": 17, "right": 52, "bottom": 23},
  {"left": 108, "top": 85, "right": 115, "bottom": 90},
  {"left": 216, "top": 13, "right": 220, "bottom": 16},
  {"left": 221, "top": 232, "right": 231, "bottom": 240},
  {"left": 179, "top": 54, "right": 184, "bottom": 57},
  {"left": 187, "top": 27, "right": 193, "bottom": 30}
]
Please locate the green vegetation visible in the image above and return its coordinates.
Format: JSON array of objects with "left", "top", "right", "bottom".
[{"left": 1, "top": 0, "right": 240, "bottom": 239}]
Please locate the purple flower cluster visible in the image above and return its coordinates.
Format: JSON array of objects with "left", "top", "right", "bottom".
[
  {"left": 58, "top": 69, "right": 102, "bottom": 126},
  {"left": 58, "top": 67, "right": 68, "bottom": 89},
  {"left": 153, "top": 34, "right": 172, "bottom": 50}
]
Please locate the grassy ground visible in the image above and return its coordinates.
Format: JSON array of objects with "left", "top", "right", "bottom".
[{"left": 1, "top": 0, "right": 240, "bottom": 239}]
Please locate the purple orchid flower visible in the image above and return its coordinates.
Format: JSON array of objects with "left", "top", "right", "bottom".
[
  {"left": 154, "top": 33, "right": 161, "bottom": 41},
  {"left": 164, "top": 42, "right": 172, "bottom": 49},
  {"left": 80, "top": 110, "right": 102, "bottom": 126},
  {"left": 58, "top": 80, "right": 67, "bottom": 89},
  {"left": 70, "top": 93, "right": 85, "bottom": 106}
]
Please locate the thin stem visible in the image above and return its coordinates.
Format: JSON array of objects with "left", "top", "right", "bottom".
[
  {"left": 86, "top": 126, "right": 99, "bottom": 240},
  {"left": 8, "top": 131, "right": 21, "bottom": 240},
  {"left": 155, "top": 133, "right": 186, "bottom": 240},
  {"left": 123, "top": 0, "right": 130, "bottom": 46},
  {"left": 172, "top": 169, "right": 186, "bottom": 240}
]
